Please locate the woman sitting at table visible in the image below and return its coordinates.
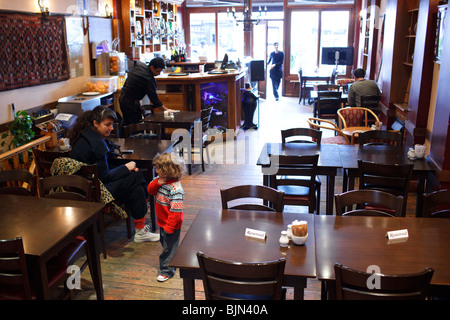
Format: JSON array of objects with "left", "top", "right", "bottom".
[{"left": 68, "top": 106, "right": 159, "bottom": 243}]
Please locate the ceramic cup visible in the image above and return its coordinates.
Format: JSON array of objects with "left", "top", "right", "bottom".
[{"left": 414, "top": 144, "right": 426, "bottom": 159}]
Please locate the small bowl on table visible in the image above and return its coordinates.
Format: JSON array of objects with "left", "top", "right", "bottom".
[{"left": 291, "top": 233, "right": 308, "bottom": 246}]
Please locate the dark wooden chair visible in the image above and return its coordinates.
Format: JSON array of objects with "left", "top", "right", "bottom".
[
  {"left": 314, "top": 91, "right": 342, "bottom": 122},
  {"left": 0, "top": 235, "right": 90, "bottom": 300},
  {"left": 0, "top": 169, "right": 36, "bottom": 196},
  {"left": 270, "top": 154, "right": 320, "bottom": 214},
  {"left": 39, "top": 174, "right": 92, "bottom": 201},
  {"left": 335, "top": 189, "right": 403, "bottom": 217},
  {"left": 220, "top": 185, "right": 285, "bottom": 212},
  {"left": 0, "top": 237, "right": 34, "bottom": 300},
  {"left": 281, "top": 127, "right": 322, "bottom": 145},
  {"left": 122, "top": 122, "right": 162, "bottom": 140},
  {"left": 190, "top": 107, "right": 213, "bottom": 172},
  {"left": 334, "top": 263, "right": 434, "bottom": 300},
  {"left": 196, "top": 251, "right": 286, "bottom": 300},
  {"left": 358, "top": 130, "right": 403, "bottom": 147},
  {"left": 317, "top": 84, "right": 340, "bottom": 92},
  {"left": 423, "top": 189, "right": 450, "bottom": 218},
  {"left": 32, "top": 148, "right": 70, "bottom": 181},
  {"left": 358, "top": 160, "right": 413, "bottom": 217},
  {"left": 360, "top": 94, "right": 381, "bottom": 117}
]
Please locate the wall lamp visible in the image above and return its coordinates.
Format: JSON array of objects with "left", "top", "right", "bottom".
[{"left": 38, "top": 0, "right": 49, "bottom": 16}]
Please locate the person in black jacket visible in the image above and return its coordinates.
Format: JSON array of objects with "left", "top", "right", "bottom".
[
  {"left": 68, "top": 106, "right": 159, "bottom": 243},
  {"left": 241, "top": 82, "right": 258, "bottom": 131},
  {"left": 119, "top": 57, "right": 176, "bottom": 126},
  {"left": 267, "top": 42, "right": 284, "bottom": 101}
]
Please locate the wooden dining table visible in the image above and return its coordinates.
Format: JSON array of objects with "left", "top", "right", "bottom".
[
  {"left": 108, "top": 138, "right": 176, "bottom": 231},
  {"left": 257, "top": 142, "right": 343, "bottom": 215},
  {"left": 315, "top": 215, "right": 450, "bottom": 299},
  {"left": 338, "top": 144, "right": 437, "bottom": 216},
  {"left": 144, "top": 111, "right": 200, "bottom": 175},
  {"left": 169, "top": 208, "right": 316, "bottom": 300},
  {"left": 0, "top": 194, "right": 105, "bottom": 299},
  {"left": 144, "top": 110, "right": 200, "bottom": 138}
]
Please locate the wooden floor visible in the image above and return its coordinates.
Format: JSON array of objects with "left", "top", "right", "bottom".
[{"left": 73, "top": 95, "right": 417, "bottom": 300}]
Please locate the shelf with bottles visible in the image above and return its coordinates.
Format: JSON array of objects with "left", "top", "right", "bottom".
[{"left": 123, "top": 0, "right": 180, "bottom": 57}]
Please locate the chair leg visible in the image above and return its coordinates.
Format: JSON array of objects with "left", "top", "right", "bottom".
[{"left": 98, "top": 213, "right": 107, "bottom": 259}]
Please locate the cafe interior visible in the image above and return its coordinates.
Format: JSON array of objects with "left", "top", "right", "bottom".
[{"left": 1, "top": 0, "right": 450, "bottom": 303}]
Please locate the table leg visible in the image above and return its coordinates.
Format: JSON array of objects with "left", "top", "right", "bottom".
[
  {"left": 86, "top": 215, "right": 104, "bottom": 300},
  {"left": 416, "top": 177, "right": 425, "bottom": 217},
  {"left": 183, "top": 278, "right": 196, "bottom": 300},
  {"left": 326, "top": 174, "right": 335, "bottom": 215}
]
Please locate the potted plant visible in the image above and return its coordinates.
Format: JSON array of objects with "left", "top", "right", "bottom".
[{"left": 1, "top": 110, "right": 35, "bottom": 150}]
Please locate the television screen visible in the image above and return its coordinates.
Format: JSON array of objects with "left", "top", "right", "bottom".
[{"left": 321, "top": 47, "right": 354, "bottom": 66}]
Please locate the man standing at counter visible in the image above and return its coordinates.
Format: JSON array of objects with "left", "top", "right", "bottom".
[{"left": 119, "top": 57, "right": 172, "bottom": 126}]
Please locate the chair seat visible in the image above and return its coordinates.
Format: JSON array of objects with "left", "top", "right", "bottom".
[{"left": 277, "top": 185, "right": 311, "bottom": 198}]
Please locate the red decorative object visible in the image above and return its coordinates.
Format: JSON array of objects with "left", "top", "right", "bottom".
[{"left": 0, "top": 12, "right": 70, "bottom": 92}]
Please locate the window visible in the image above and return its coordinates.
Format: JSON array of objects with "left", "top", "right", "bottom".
[
  {"left": 218, "top": 13, "right": 244, "bottom": 62},
  {"left": 290, "top": 10, "right": 350, "bottom": 75},
  {"left": 189, "top": 13, "right": 216, "bottom": 61}
]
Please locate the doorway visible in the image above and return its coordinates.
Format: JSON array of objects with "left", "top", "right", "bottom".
[{"left": 253, "top": 20, "right": 284, "bottom": 100}]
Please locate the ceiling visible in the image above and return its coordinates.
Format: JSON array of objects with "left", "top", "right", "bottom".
[{"left": 185, "top": 0, "right": 354, "bottom": 7}]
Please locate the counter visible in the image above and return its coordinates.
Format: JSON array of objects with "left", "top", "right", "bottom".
[{"left": 155, "top": 69, "right": 246, "bottom": 131}]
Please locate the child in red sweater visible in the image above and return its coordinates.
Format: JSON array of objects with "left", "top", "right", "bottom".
[{"left": 147, "top": 153, "right": 185, "bottom": 282}]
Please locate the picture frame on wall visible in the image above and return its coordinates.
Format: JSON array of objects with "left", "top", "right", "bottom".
[{"left": 435, "top": 5, "right": 447, "bottom": 63}]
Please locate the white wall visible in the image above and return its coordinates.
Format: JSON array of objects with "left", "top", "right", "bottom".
[{"left": 0, "top": 0, "right": 112, "bottom": 123}]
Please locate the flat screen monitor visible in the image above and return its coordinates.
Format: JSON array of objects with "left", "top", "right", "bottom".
[{"left": 321, "top": 47, "right": 354, "bottom": 66}]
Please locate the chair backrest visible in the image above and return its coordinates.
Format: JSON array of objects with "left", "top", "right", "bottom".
[
  {"left": 307, "top": 118, "right": 349, "bottom": 144},
  {"left": 358, "top": 130, "right": 403, "bottom": 147},
  {"left": 0, "top": 237, "right": 33, "bottom": 300},
  {"left": 334, "top": 263, "right": 434, "bottom": 300},
  {"left": 39, "top": 174, "right": 92, "bottom": 201},
  {"left": 0, "top": 169, "right": 36, "bottom": 196},
  {"left": 32, "top": 148, "right": 70, "bottom": 179},
  {"left": 197, "top": 251, "right": 286, "bottom": 300},
  {"left": 270, "top": 154, "right": 319, "bottom": 212},
  {"left": 122, "top": 122, "right": 162, "bottom": 140},
  {"left": 335, "top": 189, "right": 403, "bottom": 217},
  {"left": 338, "top": 107, "right": 379, "bottom": 129},
  {"left": 281, "top": 127, "right": 322, "bottom": 145},
  {"left": 317, "top": 84, "right": 340, "bottom": 92},
  {"left": 316, "top": 91, "right": 342, "bottom": 119},
  {"left": 358, "top": 160, "right": 413, "bottom": 217},
  {"left": 220, "top": 185, "right": 284, "bottom": 212},
  {"left": 201, "top": 107, "right": 213, "bottom": 133},
  {"left": 360, "top": 94, "right": 381, "bottom": 111},
  {"left": 423, "top": 189, "right": 450, "bottom": 218},
  {"left": 73, "top": 164, "right": 101, "bottom": 202}
]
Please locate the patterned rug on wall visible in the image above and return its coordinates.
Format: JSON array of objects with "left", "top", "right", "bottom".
[{"left": 0, "top": 12, "right": 70, "bottom": 92}]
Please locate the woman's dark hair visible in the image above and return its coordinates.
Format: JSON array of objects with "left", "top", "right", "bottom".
[{"left": 68, "top": 106, "right": 117, "bottom": 145}]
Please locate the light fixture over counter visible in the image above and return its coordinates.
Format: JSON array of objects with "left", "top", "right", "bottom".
[{"left": 227, "top": 0, "right": 267, "bottom": 32}]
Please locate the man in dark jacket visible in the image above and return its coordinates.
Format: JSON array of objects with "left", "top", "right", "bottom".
[{"left": 119, "top": 57, "right": 174, "bottom": 126}]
